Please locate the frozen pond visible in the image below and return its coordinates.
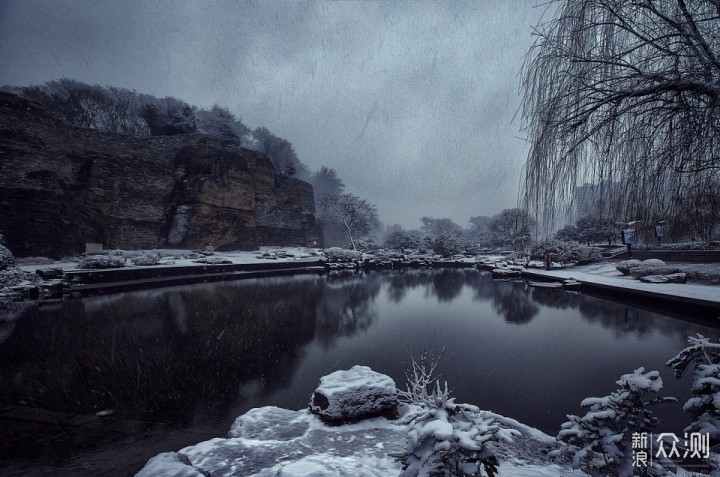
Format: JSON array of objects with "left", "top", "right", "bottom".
[{"left": 1, "top": 268, "right": 718, "bottom": 475}]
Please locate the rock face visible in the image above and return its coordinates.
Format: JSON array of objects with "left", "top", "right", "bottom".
[
  {"left": 309, "top": 365, "right": 399, "bottom": 424},
  {"left": 0, "top": 92, "right": 320, "bottom": 258},
  {"left": 0, "top": 245, "right": 14, "bottom": 271}
]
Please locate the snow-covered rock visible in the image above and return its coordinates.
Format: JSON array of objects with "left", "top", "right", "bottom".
[
  {"left": 135, "top": 404, "right": 589, "bottom": 477},
  {"left": 136, "top": 406, "right": 408, "bottom": 477},
  {"left": 639, "top": 273, "right": 687, "bottom": 284},
  {"left": 136, "top": 367, "right": 590, "bottom": 477},
  {"left": 309, "top": 365, "right": 399, "bottom": 424},
  {"left": 639, "top": 274, "right": 669, "bottom": 283},
  {"left": 665, "top": 272, "right": 688, "bottom": 284}
]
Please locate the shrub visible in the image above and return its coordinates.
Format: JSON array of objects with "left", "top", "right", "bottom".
[
  {"left": 667, "top": 334, "right": 720, "bottom": 443},
  {"left": 551, "top": 368, "right": 674, "bottom": 477},
  {"left": 77, "top": 254, "right": 126, "bottom": 269},
  {"left": 132, "top": 252, "right": 161, "bottom": 266},
  {"left": 398, "top": 350, "right": 517, "bottom": 476},
  {"left": 531, "top": 241, "right": 602, "bottom": 264},
  {"left": 322, "top": 247, "right": 363, "bottom": 262},
  {"left": 615, "top": 259, "right": 642, "bottom": 275}
]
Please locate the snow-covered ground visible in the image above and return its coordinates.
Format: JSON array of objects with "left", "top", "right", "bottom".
[
  {"left": 525, "top": 262, "right": 720, "bottom": 306},
  {"left": 135, "top": 405, "right": 589, "bottom": 477},
  {"left": 15, "top": 246, "right": 324, "bottom": 273}
]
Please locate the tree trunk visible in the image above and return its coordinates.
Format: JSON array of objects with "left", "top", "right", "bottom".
[{"left": 344, "top": 220, "right": 356, "bottom": 250}]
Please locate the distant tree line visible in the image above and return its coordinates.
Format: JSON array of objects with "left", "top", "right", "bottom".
[{"left": 381, "top": 208, "right": 536, "bottom": 257}]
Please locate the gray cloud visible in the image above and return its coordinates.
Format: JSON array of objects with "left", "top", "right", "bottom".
[{"left": 0, "top": 0, "right": 547, "bottom": 229}]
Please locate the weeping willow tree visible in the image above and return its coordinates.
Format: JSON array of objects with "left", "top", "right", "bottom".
[{"left": 522, "top": 0, "right": 720, "bottom": 237}]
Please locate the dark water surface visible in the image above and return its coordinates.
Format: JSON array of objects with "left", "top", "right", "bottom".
[{"left": 1, "top": 269, "right": 718, "bottom": 475}]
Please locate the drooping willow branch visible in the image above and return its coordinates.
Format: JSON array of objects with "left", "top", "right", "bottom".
[{"left": 521, "top": 0, "right": 720, "bottom": 233}]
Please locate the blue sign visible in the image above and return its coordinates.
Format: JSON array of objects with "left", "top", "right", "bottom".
[
  {"left": 655, "top": 226, "right": 665, "bottom": 238},
  {"left": 623, "top": 228, "right": 638, "bottom": 245}
]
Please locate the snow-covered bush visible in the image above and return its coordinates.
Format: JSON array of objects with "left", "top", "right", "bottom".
[
  {"left": 131, "top": 252, "right": 161, "bottom": 266},
  {"left": 0, "top": 244, "right": 15, "bottom": 271},
  {"left": 430, "top": 234, "right": 463, "bottom": 258},
  {"left": 615, "top": 259, "right": 642, "bottom": 275},
  {"left": 667, "top": 334, "right": 720, "bottom": 443},
  {"left": 636, "top": 241, "right": 715, "bottom": 251},
  {"left": 398, "top": 350, "right": 517, "bottom": 476},
  {"left": 618, "top": 259, "right": 679, "bottom": 279},
  {"left": 642, "top": 258, "right": 666, "bottom": 267},
  {"left": 530, "top": 241, "right": 602, "bottom": 264},
  {"left": 354, "top": 238, "right": 380, "bottom": 252},
  {"left": 323, "top": 247, "right": 363, "bottom": 262},
  {"left": 551, "top": 368, "right": 675, "bottom": 477},
  {"left": 77, "top": 254, "right": 126, "bottom": 269}
]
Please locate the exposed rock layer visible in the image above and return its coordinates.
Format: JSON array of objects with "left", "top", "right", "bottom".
[{"left": 0, "top": 92, "right": 319, "bottom": 257}]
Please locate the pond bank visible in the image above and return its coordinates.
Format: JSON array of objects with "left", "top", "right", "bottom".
[{"left": 522, "top": 263, "right": 720, "bottom": 320}]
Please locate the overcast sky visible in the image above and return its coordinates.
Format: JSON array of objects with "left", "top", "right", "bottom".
[{"left": 0, "top": 0, "right": 549, "bottom": 229}]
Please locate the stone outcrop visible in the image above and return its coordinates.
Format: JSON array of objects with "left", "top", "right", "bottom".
[{"left": 0, "top": 92, "right": 320, "bottom": 257}]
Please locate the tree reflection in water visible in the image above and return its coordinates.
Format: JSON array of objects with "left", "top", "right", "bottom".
[{"left": 315, "top": 273, "right": 381, "bottom": 348}]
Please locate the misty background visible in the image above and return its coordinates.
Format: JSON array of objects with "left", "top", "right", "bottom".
[{"left": 0, "top": 0, "right": 548, "bottom": 229}]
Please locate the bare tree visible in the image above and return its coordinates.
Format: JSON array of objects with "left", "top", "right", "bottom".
[
  {"left": 318, "top": 193, "right": 378, "bottom": 250},
  {"left": 522, "top": 0, "right": 720, "bottom": 229},
  {"left": 489, "top": 208, "right": 536, "bottom": 249}
]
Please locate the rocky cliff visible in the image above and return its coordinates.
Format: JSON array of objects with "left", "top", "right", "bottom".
[{"left": 0, "top": 92, "right": 320, "bottom": 258}]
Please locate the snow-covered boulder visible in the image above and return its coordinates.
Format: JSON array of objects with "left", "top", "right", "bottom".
[
  {"left": 639, "top": 273, "right": 687, "bottom": 284},
  {"left": 309, "top": 365, "right": 399, "bottom": 424},
  {"left": 665, "top": 272, "right": 687, "bottom": 284},
  {"left": 629, "top": 264, "right": 680, "bottom": 279},
  {"left": 136, "top": 406, "right": 408, "bottom": 477},
  {"left": 192, "top": 257, "right": 232, "bottom": 265},
  {"left": 0, "top": 244, "right": 15, "bottom": 271}
]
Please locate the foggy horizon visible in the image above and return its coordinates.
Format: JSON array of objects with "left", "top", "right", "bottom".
[{"left": 0, "top": 0, "right": 549, "bottom": 229}]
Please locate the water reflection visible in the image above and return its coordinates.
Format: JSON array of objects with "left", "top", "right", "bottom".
[
  {"left": 315, "top": 274, "right": 381, "bottom": 348},
  {"left": 1, "top": 269, "right": 718, "bottom": 475}
]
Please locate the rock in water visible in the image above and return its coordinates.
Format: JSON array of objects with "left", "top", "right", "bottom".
[{"left": 309, "top": 365, "right": 399, "bottom": 424}]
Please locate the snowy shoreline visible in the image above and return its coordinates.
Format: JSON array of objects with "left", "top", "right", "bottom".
[{"left": 2, "top": 249, "right": 719, "bottom": 317}]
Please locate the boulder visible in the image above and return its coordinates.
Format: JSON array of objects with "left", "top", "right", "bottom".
[
  {"left": 664, "top": 273, "right": 687, "bottom": 284},
  {"left": 639, "top": 275, "right": 669, "bottom": 283},
  {"left": 309, "top": 365, "right": 399, "bottom": 424},
  {"left": 630, "top": 265, "right": 680, "bottom": 279}
]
